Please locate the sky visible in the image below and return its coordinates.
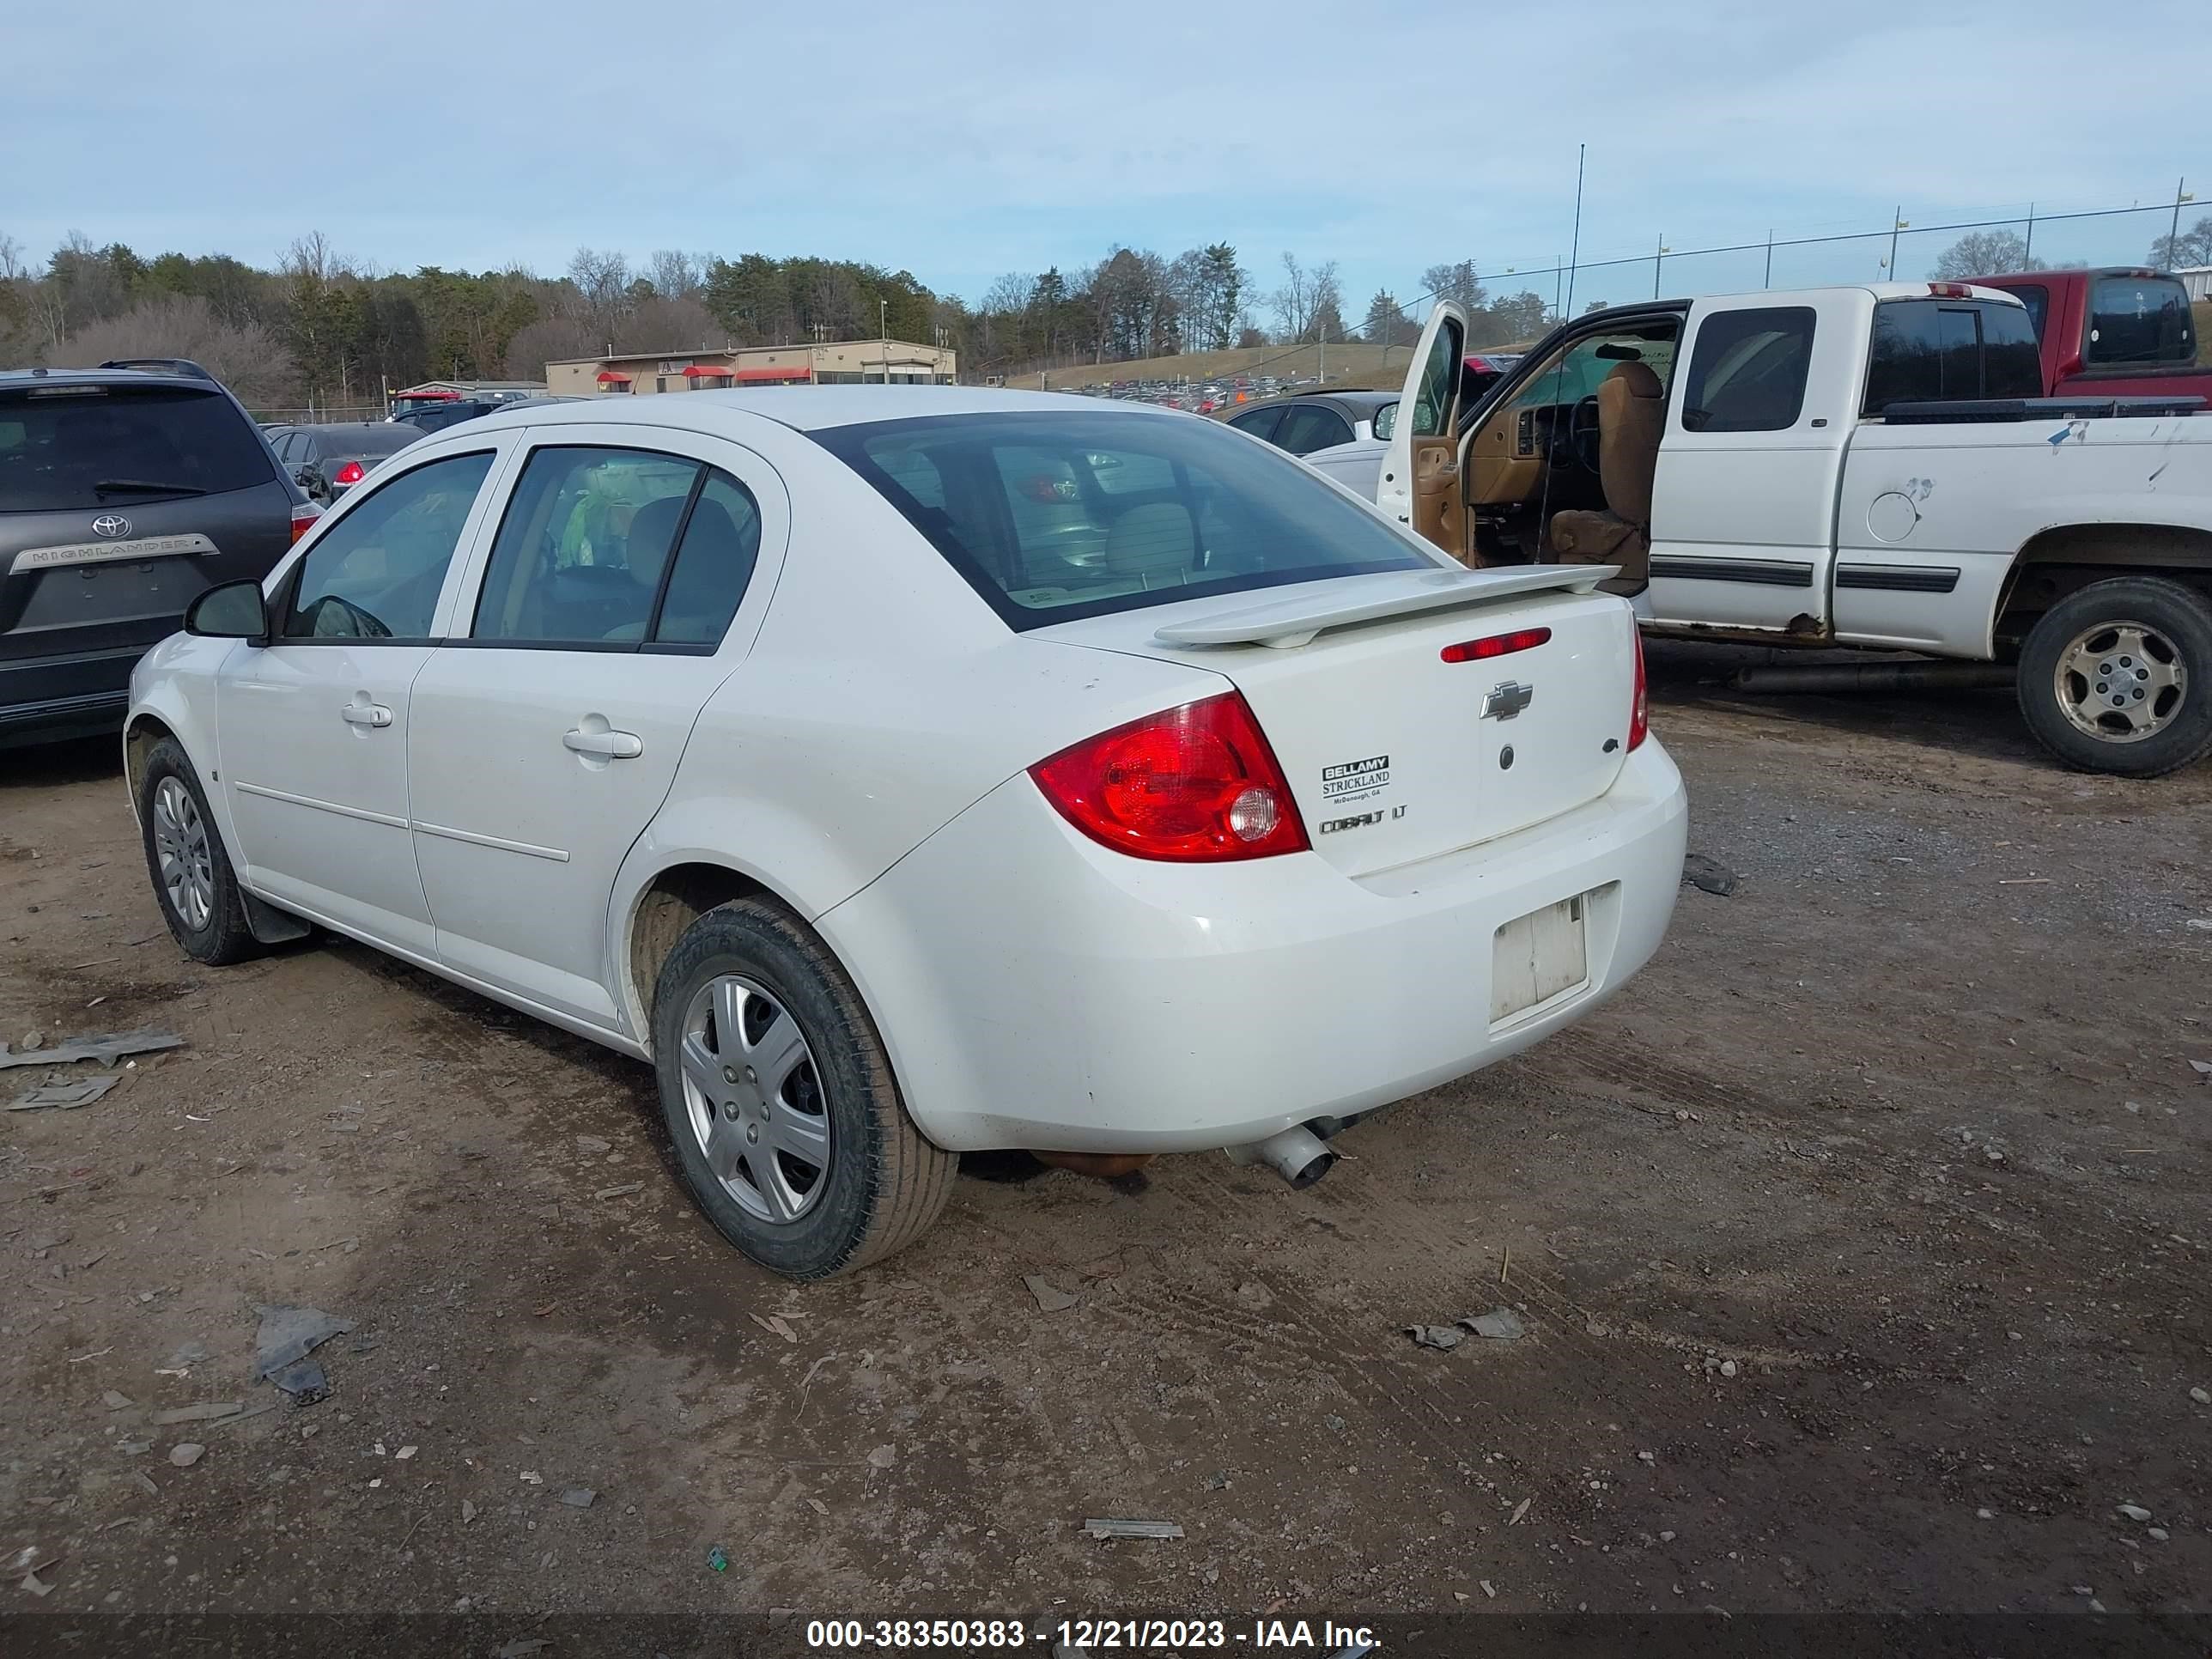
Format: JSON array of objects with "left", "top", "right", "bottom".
[{"left": 3, "top": 0, "right": 2204, "bottom": 318}]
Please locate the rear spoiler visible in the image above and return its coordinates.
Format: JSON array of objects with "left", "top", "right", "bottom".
[
  {"left": 1881, "top": 393, "right": 2206, "bottom": 424},
  {"left": 1153, "top": 564, "right": 1613, "bottom": 650}
]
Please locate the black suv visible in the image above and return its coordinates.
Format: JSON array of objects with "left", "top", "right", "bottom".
[{"left": 0, "top": 359, "right": 314, "bottom": 746}]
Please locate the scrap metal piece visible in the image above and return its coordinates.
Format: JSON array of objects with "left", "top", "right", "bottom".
[
  {"left": 7, "top": 1074, "right": 122, "bottom": 1111},
  {"left": 1081, "top": 1518, "right": 1183, "bottom": 1540},
  {"left": 0, "top": 1030, "right": 185, "bottom": 1070}
]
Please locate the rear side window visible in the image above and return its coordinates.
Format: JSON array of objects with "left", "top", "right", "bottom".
[
  {"left": 813, "top": 410, "right": 1431, "bottom": 629},
  {"left": 1680, "top": 307, "right": 1815, "bottom": 432},
  {"left": 1992, "top": 282, "right": 2049, "bottom": 340},
  {"left": 283, "top": 451, "right": 494, "bottom": 640},
  {"left": 471, "top": 446, "right": 760, "bottom": 649},
  {"left": 0, "top": 385, "right": 274, "bottom": 513},
  {"left": 2087, "top": 275, "right": 2196, "bottom": 366},
  {"left": 1863, "top": 301, "right": 2044, "bottom": 413}
]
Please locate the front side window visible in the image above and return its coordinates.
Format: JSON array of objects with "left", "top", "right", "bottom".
[
  {"left": 813, "top": 410, "right": 1433, "bottom": 629},
  {"left": 470, "top": 446, "right": 761, "bottom": 648},
  {"left": 1409, "top": 314, "right": 1466, "bottom": 437},
  {"left": 2087, "top": 275, "right": 2195, "bottom": 366},
  {"left": 1228, "top": 405, "right": 1284, "bottom": 442},
  {"left": 1680, "top": 307, "right": 1816, "bottom": 433},
  {"left": 283, "top": 451, "right": 495, "bottom": 639},
  {"left": 1275, "top": 404, "right": 1355, "bottom": 455}
]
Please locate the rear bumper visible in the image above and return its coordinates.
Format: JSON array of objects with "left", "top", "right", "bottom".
[
  {"left": 0, "top": 647, "right": 143, "bottom": 746},
  {"left": 819, "top": 739, "right": 1689, "bottom": 1152}
]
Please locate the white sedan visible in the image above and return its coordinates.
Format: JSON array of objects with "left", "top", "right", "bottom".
[{"left": 126, "top": 388, "right": 1687, "bottom": 1278}]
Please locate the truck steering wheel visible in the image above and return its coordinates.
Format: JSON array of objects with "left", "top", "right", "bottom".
[{"left": 1569, "top": 395, "right": 1604, "bottom": 474}]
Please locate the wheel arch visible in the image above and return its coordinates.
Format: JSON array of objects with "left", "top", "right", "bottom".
[
  {"left": 618, "top": 860, "right": 805, "bottom": 1052},
  {"left": 1999, "top": 523, "right": 2212, "bottom": 637}
]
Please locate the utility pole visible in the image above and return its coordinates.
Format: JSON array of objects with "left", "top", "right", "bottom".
[
  {"left": 1763, "top": 230, "right": 1773, "bottom": 289},
  {"left": 2023, "top": 203, "right": 2036, "bottom": 266},
  {"left": 1562, "top": 143, "right": 1586, "bottom": 319},
  {"left": 1652, "top": 234, "right": 1668, "bottom": 300},
  {"left": 1887, "top": 207, "right": 1907, "bottom": 277},
  {"left": 879, "top": 299, "right": 889, "bottom": 384},
  {"left": 2168, "top": 177, "right": 2195, "bottom": 265}
]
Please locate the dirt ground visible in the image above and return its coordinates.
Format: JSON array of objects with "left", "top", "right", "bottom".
[{"left": 3, "top": 646, "right": 2209, "bottom": 1651}]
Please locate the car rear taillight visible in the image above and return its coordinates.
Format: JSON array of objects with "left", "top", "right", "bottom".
[
  {"left": 333, "top": 460, "right": 366, "bottom": 487},
  {"left": 1030, "top": 691, "right": 1310, "bottom": 862},
  {"left": 289, "top": 502, "right": 321, "bottom": 545},
  {"left": 1627, "top": 626, "right": 1650, "bottom": 751}
]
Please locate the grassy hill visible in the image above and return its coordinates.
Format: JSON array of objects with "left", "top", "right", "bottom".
[
  {"left": 990, "top": 301, "right": 2212, "bottom": 392},
  {"left": 989, "top": 340, "right": 1422, "bottom": 394}
]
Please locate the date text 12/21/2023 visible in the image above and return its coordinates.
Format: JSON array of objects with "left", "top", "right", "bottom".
[{"left": 804, "top": 1617, "right": 1380, "bottom": 1650}]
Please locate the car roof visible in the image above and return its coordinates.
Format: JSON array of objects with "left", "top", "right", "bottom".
[
  {"left": 0, "top": 365, "right": 228, "bottom": 393},
  {"left": 458, "top": 386, "right": 1164, "bottom": 437}
]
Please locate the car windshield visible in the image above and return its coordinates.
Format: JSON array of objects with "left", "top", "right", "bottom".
[
  {"left": 812, "top": 410, "right": 1434, "bottom": 629},
  {"left": 0, "top": 384, "right": 273, "bottom": 512}
]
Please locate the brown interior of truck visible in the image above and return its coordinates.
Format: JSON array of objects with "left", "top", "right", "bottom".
[{"left": 1430, "top": 317, "right": 1683, "bottom": 594}]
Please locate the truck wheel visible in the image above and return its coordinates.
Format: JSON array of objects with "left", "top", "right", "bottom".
[
  {"left": 651, "top": 899, "right": 956, "bottom": 1279},
  {"left": 2016, "top": 576, "right": 2212, "bottom": 776}
]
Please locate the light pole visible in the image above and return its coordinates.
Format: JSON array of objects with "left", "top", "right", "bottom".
[{"left": 879, "top": 299, "right": 889, "bottom": 383}]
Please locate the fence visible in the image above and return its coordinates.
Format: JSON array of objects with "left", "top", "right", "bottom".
[
  {"left": 248, "top": 404, "right": 387, "bottom": 425},
  {"left": 1480, "top": 195, "right": 2199, "bottom": 319}
]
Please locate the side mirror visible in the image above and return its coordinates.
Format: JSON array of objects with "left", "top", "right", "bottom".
[
  {"left": 1372, "top": 404, "right": 1397, "bottom": 441},
  {"left": 185, "top": 579, "right": 270, "bottom": 642}
]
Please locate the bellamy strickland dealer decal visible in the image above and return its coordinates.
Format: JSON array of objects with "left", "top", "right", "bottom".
[{"left": 1320, "top": 754, "right": 1389, "bottom": 803}]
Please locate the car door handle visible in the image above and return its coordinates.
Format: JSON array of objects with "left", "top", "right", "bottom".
[
  {"left": 341, "top": 702, "right": 392, "bottom": 727},
  {"left": 563, "top": 726, "right": 643, "bottom": 760}
]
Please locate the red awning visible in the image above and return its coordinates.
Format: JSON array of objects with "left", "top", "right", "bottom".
[
  {"left": 732, "top": 365, "right": 810, "bottom": 383},
  {"left": 681, "top": 363, "right": 734, "bottom": 379},
  {"left": 595, "top": 370, "right": 633, "bottom": 385}
]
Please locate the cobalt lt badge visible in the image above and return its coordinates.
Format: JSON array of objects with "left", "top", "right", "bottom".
[
  {"left": 1482, "top": 680, "right": 1534, "bottom": 721},
  {"left": 91, "top": 514, "right": 131, "bottom": 538}
]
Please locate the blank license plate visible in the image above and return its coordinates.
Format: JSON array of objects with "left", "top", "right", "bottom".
[{"left": 1491, "top": 894, "right": 1589, "bottom": 1022}]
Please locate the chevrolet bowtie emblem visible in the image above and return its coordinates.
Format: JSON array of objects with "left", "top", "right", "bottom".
[{"left": 1482, "top": 680, "right": 1534, "bottom": 721}]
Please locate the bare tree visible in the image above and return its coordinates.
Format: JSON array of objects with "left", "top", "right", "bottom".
[
  {"left": 646, "top": 249, "right": 705, "bottom": 301},
  {"left": 1929, "top": 230, "right": 2042, "bottom": 280},
  {"left": 568, "top": 247, "right": 634, "bottom": 343},
  {"left": 0, "top": 233, "right": 23, "bottom": 283},
  {"left": 66, "top": 295, "right": 297, "bottom": 404},
  {"left": 1270, "top": 252, "right": 1314, "bottom": 343}
]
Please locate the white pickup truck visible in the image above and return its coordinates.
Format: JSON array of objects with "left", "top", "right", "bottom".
[{"left": 1316, "top": 283, "right": 2212, "bottom": 775}]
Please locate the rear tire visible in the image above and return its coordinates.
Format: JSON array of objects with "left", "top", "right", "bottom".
[
  {"left": 137, "top": 738, "right": 263, "bottom": 965},
  {"left": 2016, "top": 576, "right": 2212, "bottom": 777},
  {"left": 651, "top": 899, "right": 955, "bottom": 1279}
]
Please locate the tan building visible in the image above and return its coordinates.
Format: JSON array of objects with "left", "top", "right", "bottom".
[{"left": 546, "top": 339, "right": 956, "bottom": 397}]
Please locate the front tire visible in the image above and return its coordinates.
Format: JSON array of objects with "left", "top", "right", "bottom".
[
  {"left": 651, "top": 899, "right": 955, "bottom": 1279},
  {"left": 137, "top": 738, "right": 264, "bottom": 965},
  {"left": 2016, "top": 576, "right": 2212, "bottom": 777}
]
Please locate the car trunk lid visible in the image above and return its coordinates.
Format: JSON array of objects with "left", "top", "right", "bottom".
[{"left": 1032, "top": 567, "right": 1640, "bottom": 876}]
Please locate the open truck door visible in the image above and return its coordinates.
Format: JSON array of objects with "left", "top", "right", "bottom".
[{"left": 1377, "top": 301, "right": 1469, "bottom": 558}]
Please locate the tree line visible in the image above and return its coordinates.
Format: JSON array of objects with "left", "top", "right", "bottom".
[{"left": 0, "top": 225, "right": 1583, "bottom": 410}]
